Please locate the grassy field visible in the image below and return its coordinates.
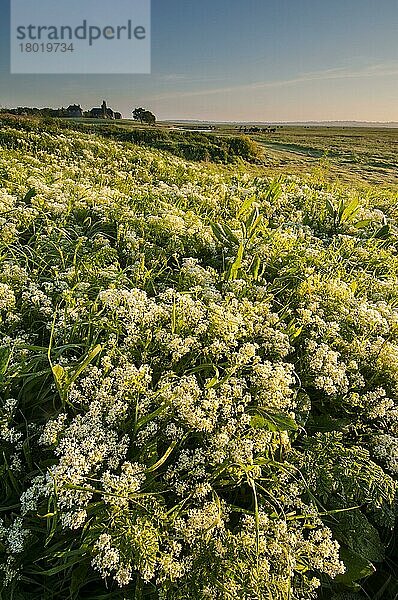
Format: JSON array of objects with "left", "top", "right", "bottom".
[
  {"left": 257, "top": 126, "right": 398, "bottom": 187},
  {"left": 168, "top": 122, "right": 398, "bottom": 187},
  {"left": 0, "top": 114, "right": 397, "bottom": 600}
]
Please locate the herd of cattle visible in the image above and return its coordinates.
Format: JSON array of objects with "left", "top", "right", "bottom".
[{"left": 237, "top": 125, "right": 282, "bottom": 134}]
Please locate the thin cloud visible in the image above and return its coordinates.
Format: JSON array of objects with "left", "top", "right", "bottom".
[
  {"left": 151, "top": 63, "right": 398, "bottom": 101},
  {"left": 158, "top": 74, "right": 187, "bottom": 82}
]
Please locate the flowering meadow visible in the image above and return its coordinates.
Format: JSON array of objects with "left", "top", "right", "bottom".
[{"left": 0, "top": 117, "right": 397, "bottom": 599}]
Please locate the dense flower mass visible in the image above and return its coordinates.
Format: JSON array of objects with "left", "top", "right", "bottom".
[{"left": 0, "top": 117, "right": 397, "bottom": 599}]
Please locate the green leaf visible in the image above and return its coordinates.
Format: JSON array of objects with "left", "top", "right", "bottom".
[
  {"left": 289, "top": 323, "right": 303, "bottom": 340},
  {"left": 353, "top": 219, "right": 372, "bottom": 229},
  {"left": 211, "top": 222, "right": 229, "bottom": 246},
  {"left": 210, "top": 222, "right": 239, "bottom": 247},
  {"left": 227, "top": 241, "right": 244, "bottom": 280},
  {"left": 70, "top": 344, "right": 102, "bottom": 383},
  {"left": 340, "top": 197, "right": 360, "bottom": 223},
  {"left": 22, "top": 187, "right": 36, "bottom": 204},
  {"left": 250, "top": 415, "right": 267, "bottom": 429},
  {"left": 326, "top": 198, "right": 336, "bottom": 218},
  {"left": 374, "top": 224, "right": 391, "bottom": 239},
  {"left": 251, "top": 412, "right": 298, "bottom": 432},
  {"left": 335, "top": 547, "right": 375, "bottom": 587},
  {"left": 333, "top": 510, "right": 384, "bottom": 563},
  {"left": 245, "top": 205, "right": 259, "bottom": 229},
  {"left": 250, "top": 255, "right": 261, "bottom": 280},
  {"left": 205, "top": 366, "right": 220, "bottom": 389},
  {"left": 247, "top": 213, "right": 263, "bottom": 239},
  {"left": 309, "top": 415, "right": 350, "bottom": 433},
  {"left": 222, "top": 222, "right": 240, "bottom": 245},
  {"left": 237, "top": 195, "right": 256, "bottom": 219},
  {"left": 51, "top": 364, "right": 69, "bottom": 400},
  {"left": 146, "top": 440, "right": 177, "bottom": 473},
  {"left": 264, "top": 180, "right": 282, "bottom": 203},
  {"left": 135, "top": 403, "right": 169, "bottom": 430},
  {"left": 0, "top": 346, "right": 11, "bottom": 381},
  {"left": 50, "top": 345, "right": 102, "bottom": 402}
]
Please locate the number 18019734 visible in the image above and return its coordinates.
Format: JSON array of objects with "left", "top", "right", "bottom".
[{"left": 19, "top": 43, "right": 74, "bottom": 52}]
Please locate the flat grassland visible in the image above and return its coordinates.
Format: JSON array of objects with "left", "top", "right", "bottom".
[
  {"left": 259, "top": 127, "right": 397, "bottom": 186},
  {"left": 164, "top": 121, "right": 396, "bottom": 186}
]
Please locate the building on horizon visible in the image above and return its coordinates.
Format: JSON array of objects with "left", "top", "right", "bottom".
[
  {"left": 89, "top": 100, "right": 121, "bottom": 120},
  {"left": 65, "top": 104, "right": 83, "bottom": 117}
]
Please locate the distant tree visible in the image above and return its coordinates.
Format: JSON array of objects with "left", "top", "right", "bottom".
[
  {"left": 142, "top": 110, "right": 156, "bottom": 125},
  {"left": 132, "top": 107, "right": 156, "bottom": 125},
  {"left": 132, "top": 107, "right": 146, "bottom": 123}
]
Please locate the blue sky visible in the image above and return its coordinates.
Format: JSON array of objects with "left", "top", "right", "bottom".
[{"left": 1, "top": 0, "right": 397, "bottom": 121}]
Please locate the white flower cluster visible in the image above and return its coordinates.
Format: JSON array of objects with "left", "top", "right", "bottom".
[
  {"left": 0, "top": 398, "right": 23, "bottom": 446},
  {"left": 0, "top": 283, "right": 15, "bottom": 313},
  {"left": 306, "top": 341, "right": 349, "bottom": 396},
  {"left": 0, "top": 517, "right": 29, "bottom": 554},
  {"left": 371, "top": 434, "right": 398, "bottom": 474}
]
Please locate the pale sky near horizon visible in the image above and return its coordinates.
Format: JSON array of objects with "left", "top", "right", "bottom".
[{"left": 0, "top": 0, "right": 397, "bottom": 121}]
